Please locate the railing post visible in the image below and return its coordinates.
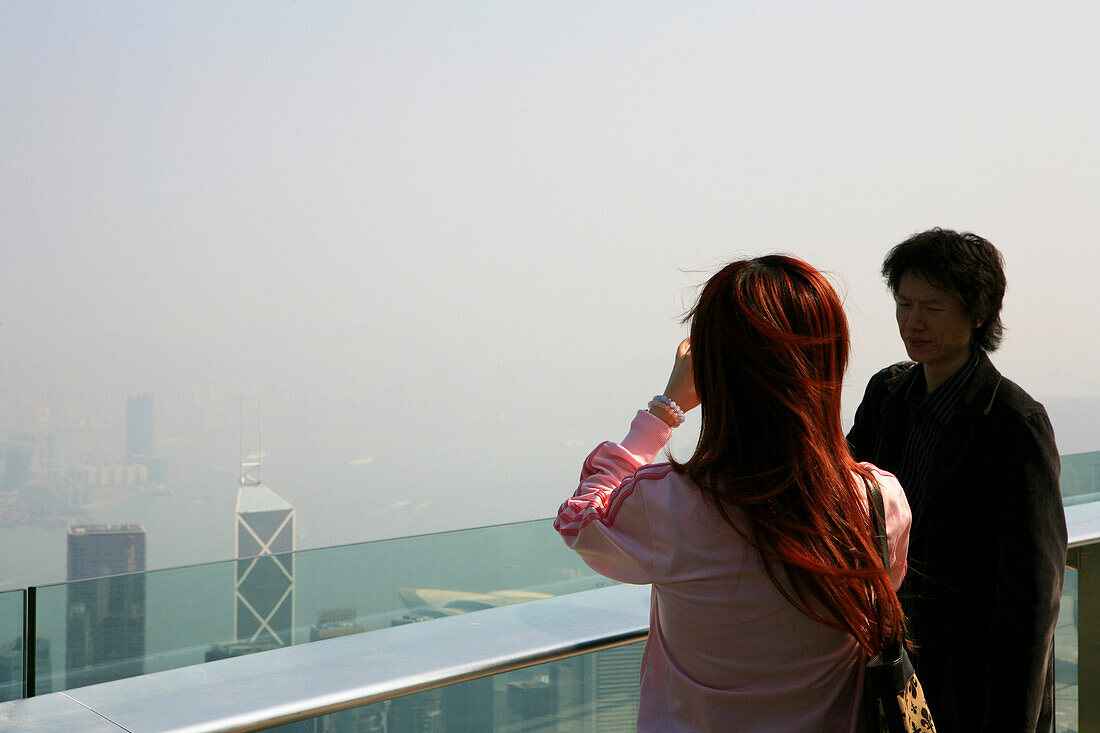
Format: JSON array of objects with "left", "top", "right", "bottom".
[
  {"left": 22, "top": 586, "right": 36, "bottom": 699},
  {"left": 1081, "top": 545, "right": 1100, "bottom": 733}
]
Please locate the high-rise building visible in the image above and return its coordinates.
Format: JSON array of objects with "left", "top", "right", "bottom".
[
  {"left": 235, "top": 472, "right": 295, "bottom": 648},
  {"left": 593, "top": 644, "right": 644, "bottom": 730},
  {"left": 0, "top": 442, "right": 32, "bottom": 490},
  {"left": 389, "top": 609, "right": 496, "bottom": 731},
  {"left": 0, "top": 642, "right": 18, "bottom": 703},
  {"left": 506, "top": 678, "right": 556, "bottom": 728},
  {"left": 0, "top": 636, "right": 51, "bottom": 703},
  {"left": 124, "top": 393, "right": 154, "bottom": 464},
  {"left": 65, "top": 524, "right": 146, "bottom": 689}
]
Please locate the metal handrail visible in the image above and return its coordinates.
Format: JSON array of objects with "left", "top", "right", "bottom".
[
  {"left": 1068, "top": 500, "right": 1100, "bottom": 549},
  {"left": 0, "top": 583, "right": 651, "bottom": 732}
]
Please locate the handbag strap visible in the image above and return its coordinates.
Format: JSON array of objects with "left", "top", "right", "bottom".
[
  {"left": 864, "top": 476, "right": 897, "bottom": 661},
  {"left": 864, "top": 477, "right": 889, "bottom": 571}
]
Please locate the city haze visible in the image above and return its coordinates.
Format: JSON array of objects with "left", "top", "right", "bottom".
[{"left": 2, "top": 1, "right": 1099, "bottom": 584}]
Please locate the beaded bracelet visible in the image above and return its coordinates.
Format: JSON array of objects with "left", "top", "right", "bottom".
[
  {"left": 647, "top": 396, "right": 685, "bottom": 428},
  {"left": 651, "top": 395, "right": 685, "bottom": 421}
]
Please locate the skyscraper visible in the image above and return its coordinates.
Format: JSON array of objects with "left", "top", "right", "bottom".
[
  {"left": 594, "top": 643, "right": 644, "bottom": 729},
  {"left": 124, "top": 392, "right": 154, "bottom": 464},
  {"left": 0, "top": 636, "right": 51, "bottom": 702},
  {"left": 65, "top": 524, "right": 146, "bottom": 689},
  {"left": 235, "top": 470, "right": 295, "bottom": 648}
]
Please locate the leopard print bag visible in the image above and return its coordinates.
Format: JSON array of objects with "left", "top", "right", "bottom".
[
  {"left": 862, "top": 641, "right": 936, "bottom": 732},
  {"left": 861, "top": 480, "right": 937, "bottom": 733}
]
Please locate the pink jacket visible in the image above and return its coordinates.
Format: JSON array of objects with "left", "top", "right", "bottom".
[{"left": 555, "top": 410, "right": 911, "bottom": 732}]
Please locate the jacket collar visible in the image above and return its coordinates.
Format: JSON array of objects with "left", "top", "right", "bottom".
[
  {"left": 960, "top": 349, "right": 1002, "bottom": 419},
  {"left": 906, "top": 352, "right": 980, "bottom": 427},
  {"left": 884, "top": 349, "right": 1000, "bottom": 422},
  {"left": 882, "top": 350, "right": 1003, "bottom": 522}
]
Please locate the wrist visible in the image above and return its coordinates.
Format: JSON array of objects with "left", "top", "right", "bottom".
[
  {"left": 647, "top": 395, "right": 685, "bottom": 428},
  {"left": 647, "top": 407, "right": 678, "bottom": 428}
]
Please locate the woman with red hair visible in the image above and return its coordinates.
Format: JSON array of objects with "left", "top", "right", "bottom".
[{"left": 556, "top": 255, "right": 911, "bottom": 731}]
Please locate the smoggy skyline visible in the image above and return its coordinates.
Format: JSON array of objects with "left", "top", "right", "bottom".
[{"left": 2, "top": 2, "right": 1099, "bottom": 568}]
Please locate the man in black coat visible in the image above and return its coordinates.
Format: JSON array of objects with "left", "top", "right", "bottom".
[{"left": 848, "top": 228, "right": 1066, "bottom": 732}]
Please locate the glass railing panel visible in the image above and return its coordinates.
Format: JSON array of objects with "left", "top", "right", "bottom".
[
  {"left": 1056, "top": 566, "right": 1078, "bottom": 733},
  {"left": 1053, "top": 450, "right": 1099, "bottom": 732},
  {"left": 291, "top": 518, "right": 608, "bottom": 640},
  {"left": 1066, "top": 538, "right": 1100, "bottom": 733},
  {"left": 35, "top": 559, "right": 243, "bottom": 691},
  {"left": 252, "top": 563, "right": 1095, "bottom": 733},
  {"left": 0, "top": 590, "right": 25, "bottom": 703},
  {"left": 261, "top": 640, "right": 646, "bottom": 733},
  {"left": 30, "top": 518, "right": 604, "bottom": 694},
  {"left": 1062, "top": 450, "right": 1100, "bottom": 505}
]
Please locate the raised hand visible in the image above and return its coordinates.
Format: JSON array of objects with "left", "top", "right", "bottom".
[{"left": 662, "top": 337, "right": 699, "bottom": 414}]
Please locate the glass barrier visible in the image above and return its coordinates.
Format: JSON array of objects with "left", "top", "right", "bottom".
[
  {"left": 0, "top": 590, "right": 25, "bottom": 703},
  {"left": 30, "top": 518, "right": 606, "bottom": 694},
  {"left": 248, "top": 534, "right": 1099, "bottom": 733},
  {"left": 261, "top": 640, "right": 647, "bottom": 733},
  {"left": 268, "top": 583, "right": 1091, "bottom": 733},
  {"left": 1062, "top": 450, "right": 1100, "bottom": 506},
  {"left": 1058, "top": 450, "right": 1100, "bottom": 732},
  {"left": 1056, "top": 566, "right": 1078, "bottom": 733},
  {"left": 1067, "top": 540, "right": 1100, "bottom": 733},
  {"left": 13, "top": 488, "right": 1100, "bottom": 726}
]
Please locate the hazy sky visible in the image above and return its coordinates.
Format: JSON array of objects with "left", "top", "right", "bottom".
[{"left": 3, "top": 1, "right": 1099, "bottom": 470}]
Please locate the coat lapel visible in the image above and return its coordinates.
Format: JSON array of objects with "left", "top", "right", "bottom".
[
  {"left": 875, "top": 364, "right": 916, "bottom": 472},
  {"left": 915, "top": 352, "right": 1002, "bottom": 514}
]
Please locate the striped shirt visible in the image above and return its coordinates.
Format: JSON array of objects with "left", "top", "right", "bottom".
[{"left": 895, "top": 351, "right": 979, "bottom": 517}]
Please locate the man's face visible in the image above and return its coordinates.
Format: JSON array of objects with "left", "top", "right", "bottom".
[{"left": 895, "top": 272, "right": 975, "bottom": 373}]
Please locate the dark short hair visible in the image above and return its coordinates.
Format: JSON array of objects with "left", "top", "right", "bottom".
[{"left": 882, "top": 228, "right": 1007, "bottom": 352}]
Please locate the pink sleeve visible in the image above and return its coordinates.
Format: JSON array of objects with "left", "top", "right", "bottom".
[
  {"left": 554, "top": 410, "right": 673, "bottom": 584},
  {"left": 860, "top": 463, "right": 912, "bottom": 590}
]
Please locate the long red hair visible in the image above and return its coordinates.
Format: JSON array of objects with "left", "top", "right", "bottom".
[{"left": 671, "top": 255, "right": 903, "bottom": 654}]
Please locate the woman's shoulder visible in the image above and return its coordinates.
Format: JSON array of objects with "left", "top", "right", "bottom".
[
  {"left": 858, "top": 462, "right": 911, "bottom": 588},
  {"left": 858, "top": 461, "right": 900, "bottom": 486},
  {"left": 631, "top": 464, "right": 733, "bottom": 530},
  {"left": 855, "top": 461, "right": 909, "bottom": 516},
  {"left": 857, "top": 462, "right": 912, "bottom": 527},
  {"left": 628, "top": 462, "right": 697, "bottom": 511}
]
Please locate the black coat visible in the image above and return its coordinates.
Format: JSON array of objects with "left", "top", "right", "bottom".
[{"left": 848, "top": 351, "right": 1066, "bottom": 733}]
